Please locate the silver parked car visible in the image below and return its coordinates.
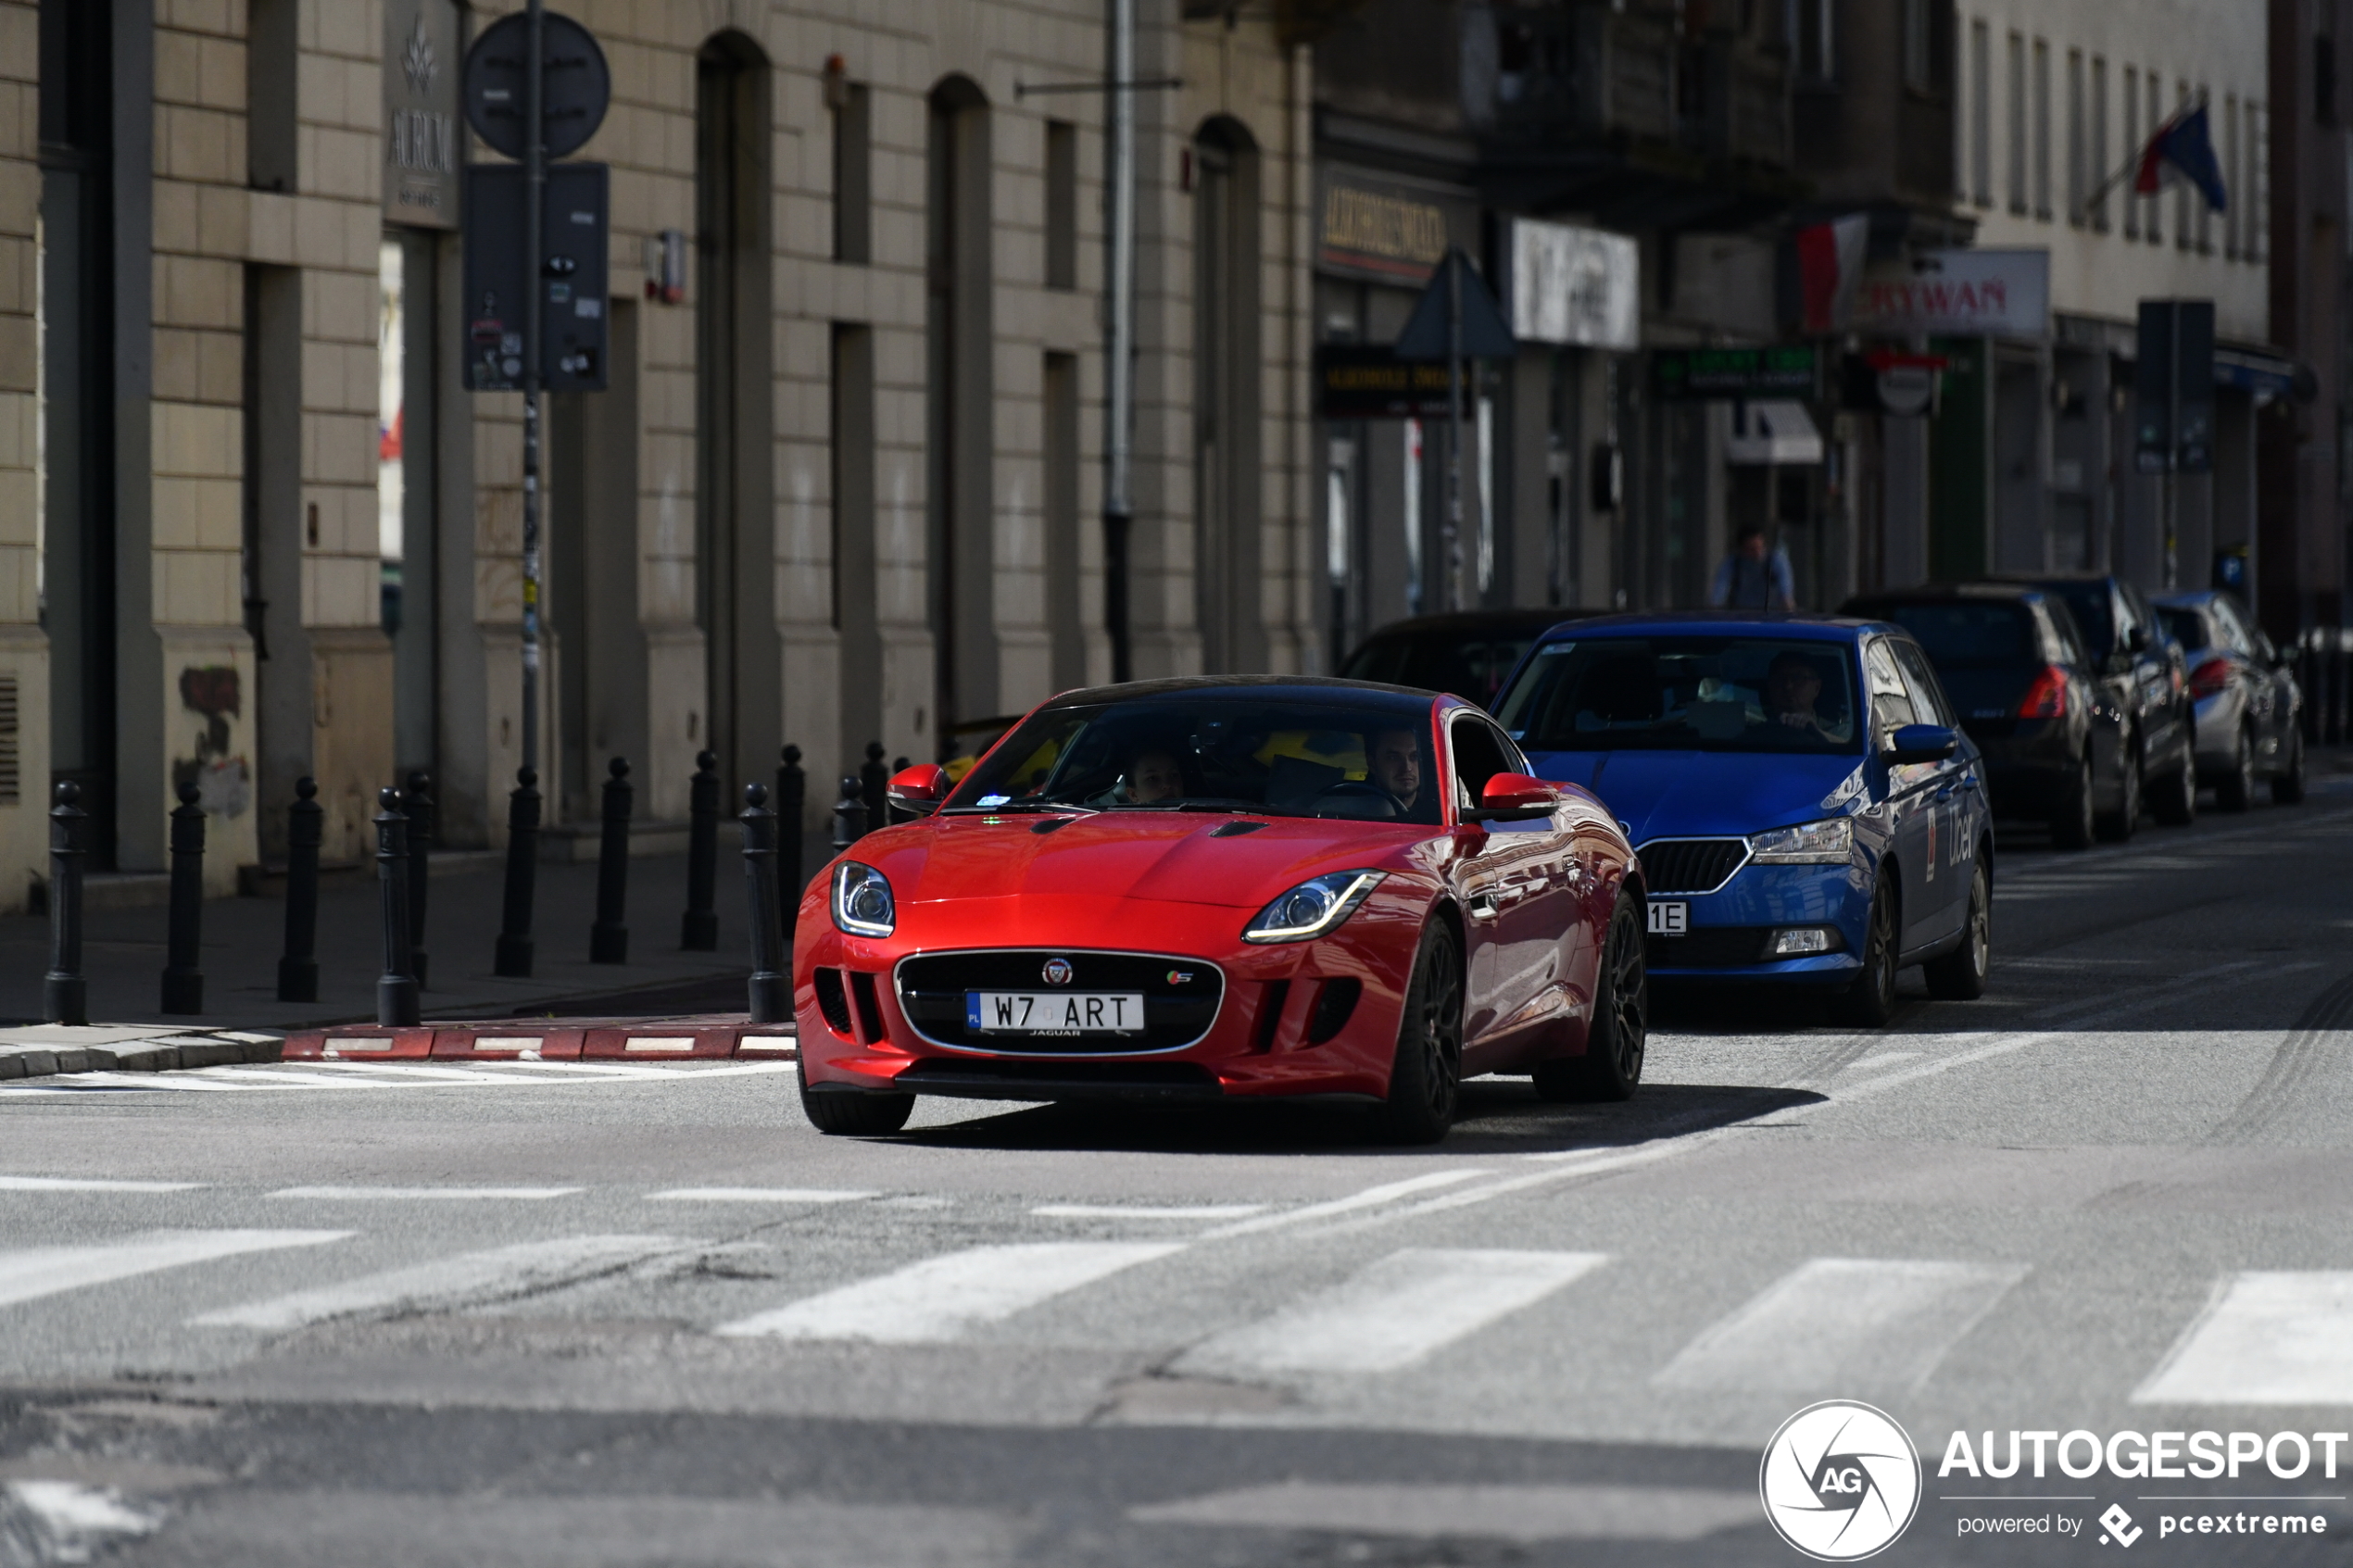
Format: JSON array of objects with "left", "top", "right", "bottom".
[{"left": 2151, "top": 591, "right": 2306, "bottom": 810}]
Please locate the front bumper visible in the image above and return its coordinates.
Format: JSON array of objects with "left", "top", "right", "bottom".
[{"left": 1643, "top": 859, "right": 1871, "bottom": 984}]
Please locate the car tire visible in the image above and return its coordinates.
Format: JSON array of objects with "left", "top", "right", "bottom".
[
  {"left": 1534, "top": 891, "right": 1647, "bottom": 1104},
  {"left": 2150, "top": 751, "right": 2197, "bottom": 827},
  {"left": 2095, "top": 746, "right": 2141, "bottom": 842},
  {"left": 2049, "top": 753, "right": 2095, "bottom": 849},
  {"left": 1923, "top": 859, "right": 1991, "bottom": 1001},
  {"left": 1831, "top": 876, "right": 1899, "bottom": 1028},
  {"left": 1377, "top": 918, "right": 1463, "bottom": 1144},
  {"left": 2216, "top": 727, "right": 2257, "bottom": 813},
  {"left": 799, "top": 1076, "right": 916, "bottom": 1136},
  {"left": 2272, "top": 728, "right": 2308, "bottom": 806}
]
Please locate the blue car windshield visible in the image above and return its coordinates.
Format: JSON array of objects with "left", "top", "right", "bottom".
[{"left": 1496, "top": 637, "right": 1864, "bottom": 755}]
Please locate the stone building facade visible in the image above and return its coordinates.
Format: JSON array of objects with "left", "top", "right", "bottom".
[{"left": 0, "top": 0, "right": 1314, "bottom": 910}]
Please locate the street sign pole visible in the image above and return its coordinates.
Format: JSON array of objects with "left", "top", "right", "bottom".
[{"left": 520, "top": 0, "right": 546, "bottom": 780}]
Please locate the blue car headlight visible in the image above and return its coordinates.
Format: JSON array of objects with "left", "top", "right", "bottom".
[
  {"left": 831, "top": 861, "right": 896, "bottom": 937},
  {"left": 1746, "top": 818, "right": 1854, "bottom": 865},
  {"left": 1243, "top": 871, "right": 1386, "bottom": 944}
]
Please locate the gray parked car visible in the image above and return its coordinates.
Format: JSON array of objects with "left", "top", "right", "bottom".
[
  {"left": 2151, "top": 591, "right": 2306, "bottom": 810},
  {"left": 2007, "top": 574, "right": 2198, "bottom": 833}
]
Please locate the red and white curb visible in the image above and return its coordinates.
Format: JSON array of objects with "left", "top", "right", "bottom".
[{"left": 283, "top": 1014, "right": 796, "bottom": 1062}]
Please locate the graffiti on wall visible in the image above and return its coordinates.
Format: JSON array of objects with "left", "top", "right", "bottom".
[{"left": 174, "top": 666, "right": 253, "bottom": 817}]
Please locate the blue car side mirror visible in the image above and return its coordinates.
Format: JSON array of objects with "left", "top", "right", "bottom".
[{"left": 1886, "top": 723, "right": 1959, "bottom": 764}]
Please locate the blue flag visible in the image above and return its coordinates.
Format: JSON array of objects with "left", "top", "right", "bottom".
[{"left": 2136, "top": 103, "right": 2228, "bottom": 213}]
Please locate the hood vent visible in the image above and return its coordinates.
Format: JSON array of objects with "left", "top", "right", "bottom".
[{"left": 1209, "top": 820, "right": 1269, "bottom": 837}]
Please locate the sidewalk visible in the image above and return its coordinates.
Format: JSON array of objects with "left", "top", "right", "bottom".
[{"left": 0, "top": 841, "right": 792, "bottom": 1032}]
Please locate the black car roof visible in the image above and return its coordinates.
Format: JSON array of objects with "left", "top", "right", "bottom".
[
  {"left": 1354, "top": 608, "right": 1592, "bottom": 639},
  {"left": 1846, "top": 582, "right": 2051, "bottom": 605},
  {"left": 1044, "top": 673, "right": 1448, "bottom": 712}
]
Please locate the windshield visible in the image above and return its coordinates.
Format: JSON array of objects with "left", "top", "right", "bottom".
[
  {"left": 942, "top": 695, "right": 1443, "bottom": 824},
  {"left": 2041, "top": 583, "right": 2113, "bottom": 656},
  {"left": 1339, "top": 632, "right": 1538, "bottom": 706},
  {"left": 1871, "top": 602, "right": 2039, "bottom": 671},
  {"left": 1495, "top": 637, "right": 1864, "bottom": 755},
  {"left": 2156, "top": 606, "right": 2208, "bottom": 652}
]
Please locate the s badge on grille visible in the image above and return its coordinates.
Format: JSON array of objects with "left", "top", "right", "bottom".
[
  {"left": 1166, "top": 970, "right": 1192, "bottom": 985},
  {"left": 1041, "top": 957, "right": 1075, "bottom": 985}
]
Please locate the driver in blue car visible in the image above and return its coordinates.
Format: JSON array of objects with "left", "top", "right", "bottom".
[
  {"left": 1762, "top": 651, "right": 1848, "bottom": 744},
  {"left": 1369, "top": 728, "right": 1426, "bottom": 814}
]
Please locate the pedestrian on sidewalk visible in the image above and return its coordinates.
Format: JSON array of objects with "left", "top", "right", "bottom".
[{"left": 1710, "top": 523, "right": 1795, "bottom": 612}]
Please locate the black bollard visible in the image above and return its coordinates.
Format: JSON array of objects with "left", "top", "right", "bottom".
[
  {"left": 740, "top": 783, "right": 789, "bottom": 1022},
  {"left": 160, "top": 782, "right": 207, "bottom": 1015},
  {"left": 831, "top": 773, "right": 865, "bottom": 851},
  {"left": 376, "top": 787, "right": 420, "bottom": 1025},
  {"left": 861, "top": 741, "right": 887, "bottom": 834},
  {"left": 682, "top": 749, "right": 720, "bottom": 950},
  {"left": 495, "top": 766, "right": 541, "bottom": 976},
  {"left": 44, "top": 782, "right": 88, "bottom": 1026},
  {"left": 404, "top": 769, "right": 434, "bottom": 990},
  {"left": 277, "top": 777, "right": 323, "bottom": 1003},
  {"left": 776, "top": 744, "right": 806, "bottom": 901},
  {"left": 589, "top": 757, "right": 633, "bottom": 963}
]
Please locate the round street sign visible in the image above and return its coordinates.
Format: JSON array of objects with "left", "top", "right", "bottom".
[{"left": 462, "top": 10, "right": 610, "bottom": 160}]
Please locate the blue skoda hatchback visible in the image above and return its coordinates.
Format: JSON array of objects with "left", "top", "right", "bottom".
[{"left": 1491, "top": 613, "right": 1994, "bottom": 1024}]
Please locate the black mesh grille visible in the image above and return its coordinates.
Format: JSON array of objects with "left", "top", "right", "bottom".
[
  {"left": 1307, "top": 978, "right": 1362, "bottom": 1043},
  {"left": 893, "top": 950, "right": 1225, "bottom": 1054},
  {"left": 1637, "top": 838, "right": 1750, "bottom": 894},
  {"left": 898, "top": 1060, "right": 1221, "bottom": 1099},
  {"left": 812, "top": 969, "right": 853, "bottom": 1035}
]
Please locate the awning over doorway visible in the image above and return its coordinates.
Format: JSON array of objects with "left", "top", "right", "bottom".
[{"left": 1726, "top": 399, "right": 1823, "bottom": 465}]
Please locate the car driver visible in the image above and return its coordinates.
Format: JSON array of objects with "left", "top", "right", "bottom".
[
  {"left": 1368, "top": 729, "right": 1425, "bottom": 813},
  {"left": 1119, "top": 747, "right": 1186, "bottom": 804},
  {"left": 1760, "top": 652, "right": 1846, "bottom": 742}
]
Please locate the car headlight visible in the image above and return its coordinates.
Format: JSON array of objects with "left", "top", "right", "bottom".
[
  {"left": 1746, "top": 818, "right": 1854, "bottom": 864},
  {"left": 831, "top": 861, "right": 896, "bottom": 937},
  {"left": 1242, "top": 871, "right": 1386, "bottom": 944}
]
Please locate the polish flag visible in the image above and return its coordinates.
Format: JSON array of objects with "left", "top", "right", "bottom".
[{"left": 1796, "top": 214, "right": 1871, "bottom": 335}]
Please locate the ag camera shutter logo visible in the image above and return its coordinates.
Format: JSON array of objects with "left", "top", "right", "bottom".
[{"left": 1760, "top": 1400, "right": 1922, "bottom": 1561}]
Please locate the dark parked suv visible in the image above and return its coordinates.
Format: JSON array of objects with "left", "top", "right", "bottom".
[
  {"left": 2007, "top": 574, "right": 2197, "bottom": 830},
  {"left": 1843, "top": 583, "right": 2120, "bottom": 848},
  {"left": 2153, "top": 590, "right": 2307, "bottom": 809}
]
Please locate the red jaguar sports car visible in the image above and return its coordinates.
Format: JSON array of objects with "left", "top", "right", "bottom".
[{"left": 792, "top": 676, "right": 1648, "bottom": 1143}]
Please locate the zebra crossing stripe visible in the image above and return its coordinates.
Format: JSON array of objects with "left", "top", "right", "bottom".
[
  {"left": 0, "top": 1230, "right": 351, "bottom": 1311},
  {"left": 1653, "top": 1257, "right": 2027, "bottom": 1394},
  {"left": 713, "top": 1242, "right": 1183, "bottom": 1343},
  {"left": 190, "top": 1235, "right": 691, "bottom": 1330},
  {"left": 1176, "top": 1248, "right": 1608, "bottom": 1376},
  {"left": 2133, "top": 1271, "right": 2353, "bottom": 1405}
]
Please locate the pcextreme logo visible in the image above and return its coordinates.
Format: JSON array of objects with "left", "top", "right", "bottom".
[{"left": 1761, "top": 1400, "right": 1923, "bottom": 1561}]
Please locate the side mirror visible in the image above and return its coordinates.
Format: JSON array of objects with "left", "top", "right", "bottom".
[
  {"left": 1885, "top": 723, "right": 1959, "bottom": 764},
  {"left": 886, "top": 763, "right": 950, "bottom": 818},
  {"left": 1466, "top": 771, "right": 1560, "bottom": 822}
]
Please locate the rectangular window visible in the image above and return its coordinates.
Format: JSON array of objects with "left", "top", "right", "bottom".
[
  {"left": 832, "top": 81, "right": 871, "bottom": 264},
  {"left": 2066, "top": 49, "right": 2085, "bottom": 227},
  {"left": 2145, "top": 69, "right": 2164, "bottom": 245},
  {"left": 2007, "top": 31, "right": 2028, "bottom": 214},
  {"left": 1903, "top": 0, "right": 1931, "bottom": 92},
  {"left": 1797, "top": 0, "right": 1834, "bottom": 80},
  {"left": 2091, "top": 56, "right": 2109, "bottom": 232},
  {"left": 1044, "top": 119, "right": 1077, "bottom": 291},
  {"left": 2033, "top": 40, "right": 2052, "bottom": 220},
  {"left": 2123, "top": 66, "right": 2141, "bottom": 238},
  {"left": 2252, "top": 103, "right": 2269, "bottom": 261},
  {"left": 2176, "top": 80, "right": 2193, "bottom": 250},
  {"left": 1970, "top": 20, "right": 1993, "bottom": 206}
]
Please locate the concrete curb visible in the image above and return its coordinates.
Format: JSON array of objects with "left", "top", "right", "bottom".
[{"left": 0, "top": 1028, "right": 283, "bottom": 1083}]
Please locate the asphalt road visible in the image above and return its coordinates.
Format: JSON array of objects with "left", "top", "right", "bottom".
[{"left": 3, "top": 776, "right": 2352, "bottom": 1567}]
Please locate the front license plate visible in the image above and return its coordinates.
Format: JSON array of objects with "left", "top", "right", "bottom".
[
  {"left": 1647, "top": 901, "right": 1689, "bottom": 936},
  {"left": 965, "top": 991, "right": 1145, "bottom": 1034}
]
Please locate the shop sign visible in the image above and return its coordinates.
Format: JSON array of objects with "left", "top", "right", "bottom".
[
  {"left": 1506, "top": 219, "right": 1640, "bottom": 350},
  {"left": 1855, "top": 249, "right": 2050, "bottom": 339},
  {"left": 1653, "top": 345, "right": 1818, "bottom": 401},
  {"left": 1317, "top": 345, "right": 1482, "bottom": 420},
  {"left": 1316, "top": 169, "right": 1477, "bottom": 285},
  {"left": 384, "top": 0, "right": 462, "bottom": 228}
]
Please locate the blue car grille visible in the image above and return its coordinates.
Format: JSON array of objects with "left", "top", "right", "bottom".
[{"left": 1637, "top": 838, "right": 1751, "bottom": 895}]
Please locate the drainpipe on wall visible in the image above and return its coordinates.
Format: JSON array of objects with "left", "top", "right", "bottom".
[{"left": 1103, "top": 0, "right": 1136, "bottom": 683}]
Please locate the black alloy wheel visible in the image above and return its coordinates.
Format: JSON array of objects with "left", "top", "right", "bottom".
[
  {"left": 2049, "top": 753, "right": 2095, "bottom": 849},
  {"left": 1832, "top": 876, "right": 1900, "bottom": 1028},
  {"left": 1535, "top": 891, "right": 1647, "bottom": 1103},
  {"left": 2215, "top": 727, "right": 2257, "bottom": 813},
  {"left": 2095, "top": 747, "right": 2140, "bottom": 843},
  {"left": 2150, "top": 750, "right": 2197, "bottom": 826},
  {"left": 1378, "top": 918, "right": 1464, "bottom": 1144},
  {"left": 1923, "top": 858, "right": 1991, "bottom": 1000},
  {"left": 800, "top": 1076, "right": 916, "bottom": 1136},
  {"left": 2273, "top": 728, "right": 2308, "bottom": 806}
]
